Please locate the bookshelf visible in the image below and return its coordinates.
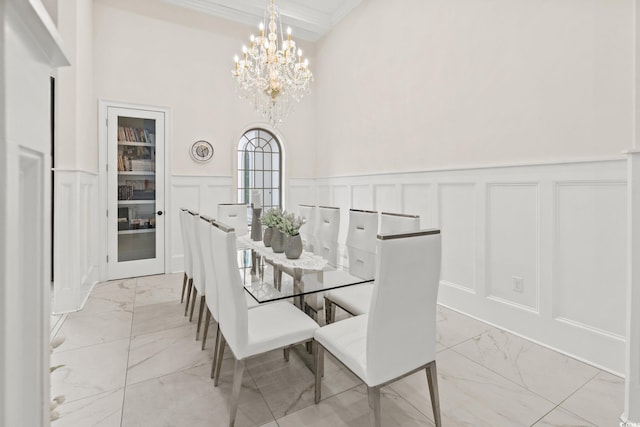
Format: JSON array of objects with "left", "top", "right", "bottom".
[{"left": 116, "top": 116, "right": 157, "bottom": 241}]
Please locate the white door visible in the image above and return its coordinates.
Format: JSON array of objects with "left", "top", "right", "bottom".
[{"left": 107, "top": 107, "right": 165, "bottom": 279}]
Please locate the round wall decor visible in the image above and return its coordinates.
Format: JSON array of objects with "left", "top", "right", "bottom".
[{"left": 190, "top": 140, "right": 214, "bottom": 163}]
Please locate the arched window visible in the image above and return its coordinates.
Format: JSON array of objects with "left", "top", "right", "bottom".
[{"left": 237, "top": 128, "right": 282, "bottom": 219}]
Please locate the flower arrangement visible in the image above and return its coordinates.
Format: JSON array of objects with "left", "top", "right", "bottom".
[
  {"left": 260, "top": 207, "right": 283, "bottom": 228},
  {"left": 279, "top": 212, "right": 305, "bottom": 236}
]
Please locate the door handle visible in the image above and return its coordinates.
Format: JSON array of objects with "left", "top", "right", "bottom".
[{"left": 157, "top": 211, "right": 163, "bottom": 216}]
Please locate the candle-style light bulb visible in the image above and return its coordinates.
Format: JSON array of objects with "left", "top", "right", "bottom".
[
  {"left": 234, "top": 55, "right": 239, "bottom": 63},
  {"left": 287, "top": 27, "right": 292, "bottom": 41}
]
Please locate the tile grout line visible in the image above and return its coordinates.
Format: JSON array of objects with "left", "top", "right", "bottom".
[
  {"left": 446, "top": 333, "right": 604, "bottom": 426},
  {"left": 120, "top": 277, "right": 138, "bottom": 427}
]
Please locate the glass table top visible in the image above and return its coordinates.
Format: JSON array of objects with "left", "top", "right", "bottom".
[{"left": 238, "top": 237, "right": 376, "bottom": 304}]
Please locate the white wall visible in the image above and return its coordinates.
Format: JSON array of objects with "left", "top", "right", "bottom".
[
  {"left": 1, "top": 0, "right": 68, "bottom": 424},
  {"left": 289, "top": 158, "right": 628, "bottom": 373},
  {"left": 93, "top": 0, "right": 316, "bottom": 179},
  {"left": 314, "top": 0, "right": 634, "bottom": 176},
  {"left": 53, "top": 0, "right": 99, "bottom": 312},
  {"left": 91, "top": 0, "right": 317, "bottom": 276},
  {"left": 56, "top": 0, "right": 95, "bottom": 172}
]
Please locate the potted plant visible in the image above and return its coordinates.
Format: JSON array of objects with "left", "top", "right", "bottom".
[
  {"left": 280, "top": 212, "right": 305, "bottom": 259},
  {"left": 260, "top": 208, "right": 282, "bottom": 248}
]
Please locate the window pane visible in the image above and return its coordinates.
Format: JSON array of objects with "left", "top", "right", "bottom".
[
  {"left": 265, "top": 152, "right": 272, "bottom": 171},
  {"left": 264, "top": 171, "right": 272, "bottom": 189},
  {"left": 264, "top": 190, "right": 272, "bottom": 207},
  {"left": 254, "top": 150, "right": 264, "bottom": 170},
  {"left": 272, "top": 189, "right": 280, "bottom": 206},
  {"left": 272, "top": 153, "right": 279, "bottom": 170}
]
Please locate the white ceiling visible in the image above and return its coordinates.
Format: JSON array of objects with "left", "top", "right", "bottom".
[{"left": 162, "top": 0, "right": 362, "bottom": 41}]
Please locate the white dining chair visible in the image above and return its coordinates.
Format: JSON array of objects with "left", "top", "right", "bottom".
[
  {"left": 323, "top": 209, "right": 379, "bottom": 323},
  {"left": 380, "top": 211, "right": 421, "bottom": 234},
  {"left": 217, "top": 203, "right": 249, "bottom": 237},
  {"left": 210, "top": 220, "right": 320, "bottom": 427},
  {"left": 186, "top": 210, "right": 207, "bottom": 337},
  {"left": 314, "top": 206, "right": 340, "bottom": 244},
  {"left": 296, "top": 206, "right": 342, "bottom": 318},
  {"left": 199, "top": 216, "right": 266, "bottom": 379},
  {"left": 298, "top": 204, "right": 317, "bottom": 249},
  {"left": 273, "top": 206, "right": 340, "bottom": 298},
  {"left": 182, "top": 209, "right": 199, "bottom": 317},
  {"left": 314, "top": 229, "right": 442, "bottom": 427},
  {"left": 178, "top": 208, "right": 193, "bottom": 306}
]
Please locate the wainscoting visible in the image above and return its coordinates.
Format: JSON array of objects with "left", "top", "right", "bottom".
[
  {"left": 52, "top": 170, "right": 100, "bottom": 313},
  {"left": 288, "top": 159, "right": 628, "bottom": 374},
  {"left": 170, "top": 175, "right": 232, "bottom": 272}
]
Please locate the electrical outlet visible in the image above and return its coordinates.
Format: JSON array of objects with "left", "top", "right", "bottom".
[{"left": 512, "top": 276, "right": 524, "bottom": 293}]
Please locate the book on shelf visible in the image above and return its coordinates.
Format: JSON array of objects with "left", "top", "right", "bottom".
[
  {"left": 118, "top": 185, "right": 134, "bottom": 201},
  {"left": 117, "top": 126, "right": 155, "bottom": 144}
]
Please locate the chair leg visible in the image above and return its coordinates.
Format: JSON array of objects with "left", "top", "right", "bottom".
[
  {"left": 189, "top": 287, "right": 198, "bottom": 322},
  {"left": 202, "top": 309, "right": 211, "bottom": 351},
  {"left": 367, "top": 386, "right": 381, "bottom": 427},
  {"left": 184, "top": 278, "right": 193, "bottom": 316},
  {"left": 426, "top": 361, "right": 442, "bottom": 427},
  {"left": 274, "top": 268, "right": 283, "bottom": 291},
  {"left": 324, "top": 297, "right": 334, "bottom": 324},
  {"left": 283, "top": 346, "right": 290, "bottom": 362},
  {"left": 196, "top": 295, "right": 206, "bottom": 340},
  {"left": 214, "top": 332, "right": 226, "bottom": 386},
  {"left": 180, "top": 273, "right": 187, "bottom": 303},
  {"left": 229, "top": 358, "right": 245, "bottom": 427},
  {"left": 313, "top": 341, "right": 324, "bottom": 404},
  {"left": 210, "top": 323, "right": 220, "bottom": 379}
]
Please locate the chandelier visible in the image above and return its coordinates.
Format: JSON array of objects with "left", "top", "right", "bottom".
[{"left": 232, "top": 0, "right": 313, "bottom": 126}]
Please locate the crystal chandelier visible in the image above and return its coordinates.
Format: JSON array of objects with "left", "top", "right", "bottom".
[{"left": 232, "top": 0, "right": 313, "bottom": 126}]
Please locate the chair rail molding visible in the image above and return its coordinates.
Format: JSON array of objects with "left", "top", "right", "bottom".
[{"left": 288, "top": 158, "right": 628, "bottom": 374}]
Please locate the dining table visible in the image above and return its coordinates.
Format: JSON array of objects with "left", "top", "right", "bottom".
[{"left": 236, "top": 235, "right": 376, "bottom": 311}]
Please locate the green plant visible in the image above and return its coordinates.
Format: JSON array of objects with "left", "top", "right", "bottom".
[
  {"left": 279, "top": 211, "right": 305, "bottom": 236},
  {"left": 260, "top": 208, "right": 283, "bottom": 228}
]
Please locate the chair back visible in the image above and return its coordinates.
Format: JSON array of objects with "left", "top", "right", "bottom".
[
  {"left": 297, "top": 204, "right": 317, "bottom": 242},
  {"left": 314, "top": 206, "right": 340, "bottom": 242},
  {"left": 187, "top": 210, "right": 205, "bottom": 294},
  {"left": 210, "top": 220, "right": 249, "bottom": 359},
  {"left": 366, "top": 230, "right": 441, "bottom": 386},
  {"left": 346, "top": 246, "right": 376, "bottom": 280},
  {"left": 380, "top": 212, "right": 420, "bottom": 235},
  {"left": 179, "top": 208, "right": 193, "bottom": 276},
  {"left": 217, "top": 203, "right": 248, "bottom": 237},
  {"left": 346, "top": 209, "right": 378, "bottom": 252},
  {"left": 199, "top": 215, "right": 219, "bottom": 319}
]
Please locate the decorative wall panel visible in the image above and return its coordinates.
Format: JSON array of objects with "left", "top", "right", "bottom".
[
  {"left": 486, "top": 184, "right": 539, "bottom": 311},
  {"left": 288, "top": 159, "right": 628, "bottom": 373}
]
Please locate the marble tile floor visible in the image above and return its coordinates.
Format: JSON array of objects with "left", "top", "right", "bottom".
[{"left": 51, "top": 273, "right": 624, "bottom": 427}]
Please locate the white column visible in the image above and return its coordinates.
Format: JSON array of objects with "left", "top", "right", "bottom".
[{"left": 624, "top": 151, "right": 640, "bottom": 425}]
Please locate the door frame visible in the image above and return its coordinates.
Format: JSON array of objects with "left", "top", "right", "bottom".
[{"left": 98, "top": 100, "right": 172, "bottom": 282}]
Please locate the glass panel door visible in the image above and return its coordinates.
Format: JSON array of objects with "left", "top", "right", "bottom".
[{"left": 107, "top": 107, "right": 165, "bottom": 279}]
